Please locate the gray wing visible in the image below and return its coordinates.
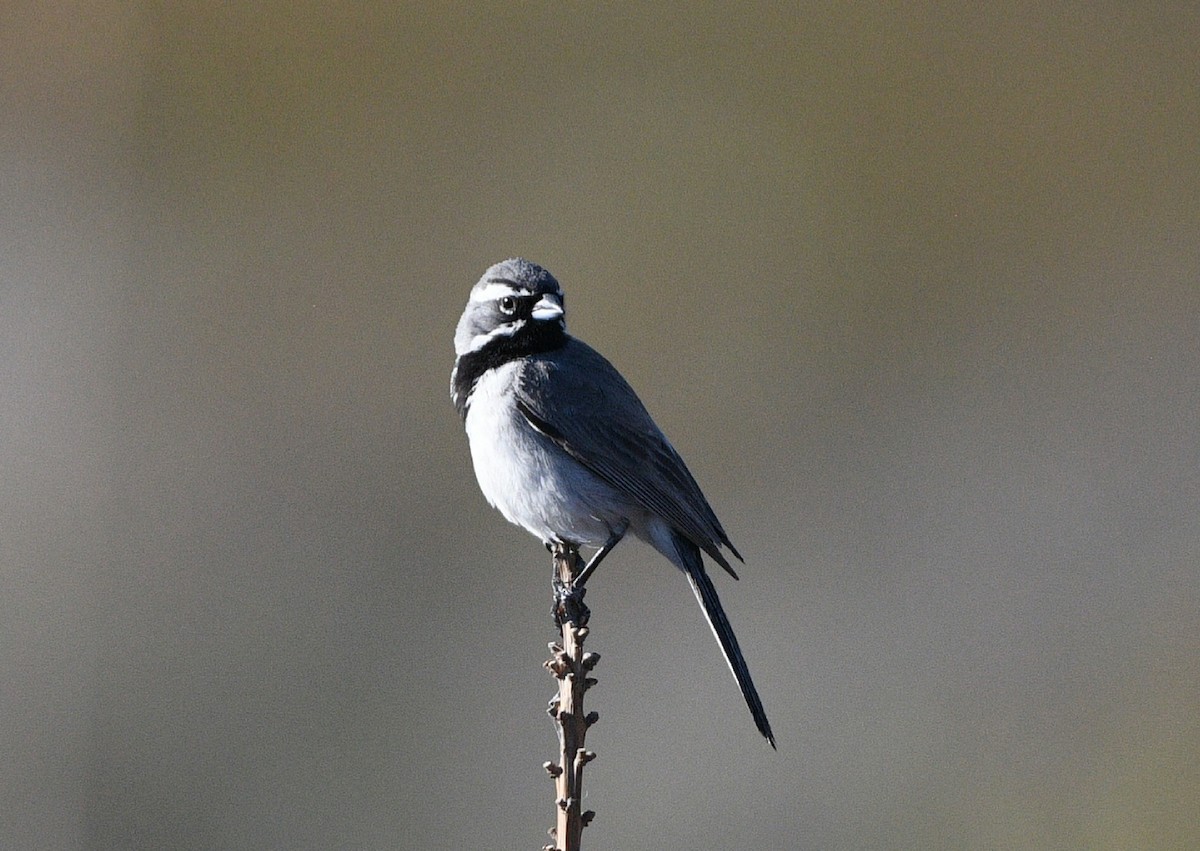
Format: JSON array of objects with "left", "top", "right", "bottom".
[{"left": 516, "top": 338, "right": 742, "bottom": 576}]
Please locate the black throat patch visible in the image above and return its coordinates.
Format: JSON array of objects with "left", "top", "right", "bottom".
[{"left": 452, "top": 321, "right": 566, "bottom": 420}]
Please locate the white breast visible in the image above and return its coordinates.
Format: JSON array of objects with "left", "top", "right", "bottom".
[{"left": 463, "top": 361, "right": 628, "bottom": 547}]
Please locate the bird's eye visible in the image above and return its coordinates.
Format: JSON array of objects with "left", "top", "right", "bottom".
[{"left": 498, "top": 296, "right": 517, "bottom": 315}]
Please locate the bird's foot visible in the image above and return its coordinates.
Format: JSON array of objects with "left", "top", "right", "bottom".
[{"left": 549, "top": 545, "right": 590, "bottom": 627}]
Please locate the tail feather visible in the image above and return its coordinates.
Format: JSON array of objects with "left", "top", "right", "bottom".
[{"left": 675, "top": 532, "right": 775, "bottom": 748}]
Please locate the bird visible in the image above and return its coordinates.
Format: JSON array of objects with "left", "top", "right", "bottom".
[{"left": 451, "top": 257, "right": 774, "bottom": 747}]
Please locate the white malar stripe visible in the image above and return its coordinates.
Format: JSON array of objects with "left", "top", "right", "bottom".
[
  {"left": 466, "top": 320, "right": 524, "bottom": 352},
  {"left": 470, "top": 281, "right": 529, "bottom": 303}
]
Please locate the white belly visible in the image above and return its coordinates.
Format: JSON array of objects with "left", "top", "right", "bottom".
[{"left": 464, "top": 362, "right": 629, "bottom": 546}]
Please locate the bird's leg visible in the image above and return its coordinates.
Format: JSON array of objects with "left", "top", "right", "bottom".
[
  {"left": 573, "top": 520, "right": 628, "bottom": 590},
  {"left": 548, "top": 540, "right": 589, "bottom": 627},
  {"left": 546, "top": 540, "right": 559, "bottom": 585},
  {"left": 548, "top": 540, "right": 571, "bottom": 601}
]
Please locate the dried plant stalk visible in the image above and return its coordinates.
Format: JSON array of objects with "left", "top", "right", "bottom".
[{"left": 542, "top": 544, "right": 598, "bottom": 851}]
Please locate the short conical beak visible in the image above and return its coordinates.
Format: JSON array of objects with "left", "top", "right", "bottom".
[{"left": 531, "top": 294, "right": 564, "bottom": 322}]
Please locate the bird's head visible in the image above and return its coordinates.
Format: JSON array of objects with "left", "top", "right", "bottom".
[{"left": 454, "top": 258, "right": 566, "bottom": 357}]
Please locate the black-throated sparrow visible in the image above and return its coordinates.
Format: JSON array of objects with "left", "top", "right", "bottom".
[{"left": 452, "top": 258, "right": 774, "bottom": 746}]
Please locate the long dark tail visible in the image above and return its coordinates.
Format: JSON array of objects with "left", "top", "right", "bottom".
[{"left": 674, "top": 531, "right": 775, "bottom": 748}]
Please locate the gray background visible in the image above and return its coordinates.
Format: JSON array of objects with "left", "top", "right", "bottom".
[{"left": 4, "top": 3, "right": 1198, "bottom": 849}]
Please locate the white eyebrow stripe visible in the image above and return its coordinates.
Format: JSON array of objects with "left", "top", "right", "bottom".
[
  {"left": 466, "top": 320, "right": 525, "bottom": 351},
  {"left": 470, "top": 281, "right": 530, "bottom": 303}
]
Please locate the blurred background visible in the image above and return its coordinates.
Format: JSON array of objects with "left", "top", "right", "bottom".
[{"left": 3, "top": 3, "right": 1198, "bottom": 848}]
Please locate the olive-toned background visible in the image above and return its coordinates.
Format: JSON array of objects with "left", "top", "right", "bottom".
[{"left": 4, "top": 3, "right": 1198, "bottom": 849}]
